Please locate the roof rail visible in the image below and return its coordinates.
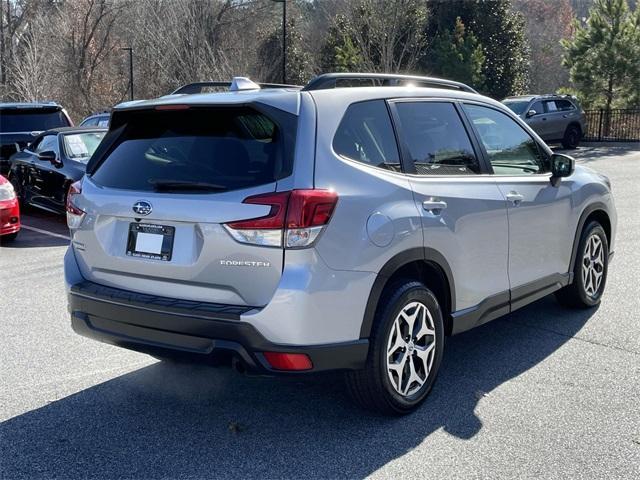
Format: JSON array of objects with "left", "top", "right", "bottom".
[
  {"left": 171, "top": 79, "right": 301, "bottom": 95},
  {"left": 302, "top": 73, "right": 478, "bottom": 94},
  {"left": 537, "top": 93, "right": 578, "bottom": 99}
]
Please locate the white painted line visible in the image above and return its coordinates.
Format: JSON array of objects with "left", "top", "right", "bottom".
[{"left": 20, "top": 224, "right": 70, "bottom": 241}]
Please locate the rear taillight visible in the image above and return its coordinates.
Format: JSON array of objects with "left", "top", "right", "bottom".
[
  {"left": 66, "top": 181, "right": 85, "bottom": 229},
  {"left": 224, "top": 189, "right": 338, "bottom": 248}
]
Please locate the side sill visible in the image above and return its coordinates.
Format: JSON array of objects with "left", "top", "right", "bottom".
[
  {"left": 450, "top": 291, "right": 510, "bottom": 335},
  {"left": 451, "top": 273, "right": 571, "bottom": 335}
]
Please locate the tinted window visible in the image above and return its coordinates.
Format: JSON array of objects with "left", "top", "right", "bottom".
[
  {"left": 35, "top": 135, "right": 59, "bottom": 154},
  {"left": 0, "top": 109, "right": 69, "bottom": 132},
  {"left": 395, "top": 102, "right": 479, "bottom": 175},
  {"left": 531, "top": 101, "right": 544, "bottom": 115},
  {"left": 502, "top": 100, "right": 530, "bottom": 116},
  {"left": 80, "top": 117, "right": 98, "bottom": 127},
  {"left": 333, "top": 100, "right": 400, "bottom": 171},
  {"left": 555, "top": 100, "right": 575, "bottom": 111},
  {"left": 63, "top": 132, "right": 106, "bottom": 163},
  {"left": 91, "top": 107, "right": 295, "bottom": 192},
  {"left": 464, "top": 104, "right": 548, "bottom": 175}
]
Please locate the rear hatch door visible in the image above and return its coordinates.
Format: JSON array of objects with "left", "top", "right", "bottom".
[{"left": 73, "top": 104, "right": 296, "bottom": 307}]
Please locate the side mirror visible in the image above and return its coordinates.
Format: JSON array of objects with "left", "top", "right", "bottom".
[
  {"left": 550, "top": 153, "right": 574, "bottom": 183},
  {"left": 526, "top": 109, "right": 537, "bottom": 118},
  {"left": 38, "top": 150, "right": 62, "bottom": 166}
]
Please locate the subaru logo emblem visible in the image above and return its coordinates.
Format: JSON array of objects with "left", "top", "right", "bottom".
[{"left": 132, "top": 201, "right": 152, "bottom": 216}]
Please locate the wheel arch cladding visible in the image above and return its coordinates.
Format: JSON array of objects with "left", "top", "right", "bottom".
[
  {"left": 359, "top": 247, "right": 455, "bottom": 339},
  {"left": 568, "top": 121, "right": 583, "bottom": 134},
  {"left": 570, "top": 203, "right": 611, "bottom": 276}
]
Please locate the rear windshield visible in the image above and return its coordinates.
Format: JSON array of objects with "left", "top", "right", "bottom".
[
  {"left": 0, "top": 109, "right": 70, "bottom": 132},
  {"left": 90, "top": 106, "right": 295, "bottom": 192},
  {"left": 63, "top": 132, "right": 106, "bottom": 163}
]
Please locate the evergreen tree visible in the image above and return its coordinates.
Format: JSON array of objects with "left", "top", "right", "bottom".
[
  {"left": 425, "top": 0, "right": 530, "bottom": 98},
  {"left": 258, "top": 14, "right": 313, "bottom": 85},
  {"left": 563, "top": 0, "right": 639, "bottom": 109},
  {"left": 426, "top": 17, "right": 486, "bottom": 90},
  {"left": 320, "top": 14, "right": 366, "bottom": 72},
  {"left": 320, "top": 0, "right": 428, "bottom": 73}
]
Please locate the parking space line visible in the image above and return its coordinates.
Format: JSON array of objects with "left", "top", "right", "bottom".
[{"left": 20, "top": 224, "right": 70, "bottom": 241}]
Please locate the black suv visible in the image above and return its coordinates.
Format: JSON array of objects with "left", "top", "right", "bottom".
[{"left": 0, "top": 102, "right": 72, "bottom": 175}]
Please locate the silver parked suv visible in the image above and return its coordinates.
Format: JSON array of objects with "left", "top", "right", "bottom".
[
  {"left": 502, "top": 94, "right": 587, "bottom": 149},
  {"left": 65, "top": 74, "right": 616, "bottom": 414}
]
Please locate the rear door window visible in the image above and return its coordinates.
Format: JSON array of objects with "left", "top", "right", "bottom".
[
  {"left": 544, "top": 101, "right": 559, "bottom": 113},
  {"left": 555, "top": 100, "right": 575, "bottom": 111},
  {"left": 0, "top": 109, "right": 69, "bottom": 132},
  {"left": 90, "top": 107, "right": 295, "bottom": 192},
  {"left": 394, "top": 101, "right": 480, "bottom": 175},
  {"left": 333, "top": 100, "right": 401, "bottom": 172}
]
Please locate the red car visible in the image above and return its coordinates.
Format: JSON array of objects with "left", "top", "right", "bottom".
[{"left": 0, "top": 174, "right": 20, "bottom": 241}]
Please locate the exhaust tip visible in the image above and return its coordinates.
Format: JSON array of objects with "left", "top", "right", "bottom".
[{"left": 231, "top": 356, "right": 247, "bottom": 374}]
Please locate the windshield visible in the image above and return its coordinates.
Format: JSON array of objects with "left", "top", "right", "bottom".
[
  {"left": 90, "top": 106, "right": 296, "bottom": 192},
  {"left": 502, "top": 101, "right": 531, "bottom": 116},
  {"left": 63, "top": 132, "right": 106, "bottom": 162},
  {"left": 0, "top": 109, "right": 70, "bottom": 132}
]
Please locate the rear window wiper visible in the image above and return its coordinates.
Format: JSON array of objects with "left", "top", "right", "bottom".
[{"left": 149, "top": 179, "right": 228, "bottom": 192}]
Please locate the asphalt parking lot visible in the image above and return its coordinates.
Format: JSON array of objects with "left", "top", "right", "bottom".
[{"left": 1, "top": 143, "right": 639, "bottom": 479}]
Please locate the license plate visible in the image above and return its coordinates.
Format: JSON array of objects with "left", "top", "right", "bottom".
[{"left": 126, "top": 223, "right": 175, "bottom": 261}]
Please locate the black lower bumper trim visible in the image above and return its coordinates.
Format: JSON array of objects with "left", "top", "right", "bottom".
[{"left": 69, "top": 281, "right": 369, "bottom": 374}]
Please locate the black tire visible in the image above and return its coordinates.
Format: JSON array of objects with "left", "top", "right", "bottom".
[
  {"left": 556, "top": 221, "right": 608, "bottom": 308},
  {"left": 0, "top": 231, "right": 18, "bottom": 243},
  {"left": 345, "top": 280, "right": 445, "bottom": 415},
  {"left": 561, "top": 124, "right": 581, "bottom": 149},
  {"left": 8, "top": 174, "right": 29, "bottom": 211}
]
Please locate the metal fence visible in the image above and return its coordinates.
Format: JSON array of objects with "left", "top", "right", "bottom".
[{"left": 583, "top": 108, "right": 640, "bottom": 142}]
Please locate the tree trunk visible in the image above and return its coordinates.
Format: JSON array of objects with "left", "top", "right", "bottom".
[{"left": 604, "top": 74, "right": 614, "bottom": 137}]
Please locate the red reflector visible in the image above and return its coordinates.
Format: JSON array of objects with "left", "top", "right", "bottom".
[
  {"left": 263, "top": 352, "right": 313, "bottom": 371},
  {"left": 154, "top": 104, "right": 190, "bottom": 111}
]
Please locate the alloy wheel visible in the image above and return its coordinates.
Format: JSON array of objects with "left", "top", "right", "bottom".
[
  {"left": 582, "top": 233, "right": 605, "bottom": 297},
  {"left": 386, "top": 301, "right": 437, "bottom": 397}
]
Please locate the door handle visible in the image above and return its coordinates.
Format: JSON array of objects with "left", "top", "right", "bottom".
[
  {"left": 506, "top": 191, "right": 524, "bottom": 206},
  {"left": 422, "top": 198, "right": 447, "bottom": 215}
]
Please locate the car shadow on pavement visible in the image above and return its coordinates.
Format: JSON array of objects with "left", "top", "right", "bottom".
[
  {"left": 0, "top": 297, "right": 596, "bottom": 479},
  {"left": 553, "top": 143, "right": 640, "bottom": 163},
  {"left": 0, "top": 233, "right": 69, "bottom": 248}
]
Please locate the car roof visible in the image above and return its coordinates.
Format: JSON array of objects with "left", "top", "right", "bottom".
[
  {"left": 113, "top": 85, "right": 500, "bottom": 117},
  {"left": 83, "top": 112, "right": 110, "bottom": 119},
  {"left": 503, "top": 94, "right": 577, "bottom": 102},
  {"left": 40, "top": 126, "right": 108, "bottom": 136},
  {"left": 112, "top": 74, "right": 496, "bottom": 116},
  {"left": 0, "top": 101, "right": 63, "bottom": 110},
  {"left": 113, "top": 88, "right": 303, "bottom": 115},
  {"left": 503, "top": 95, "right": 537, "bottom": 101}
]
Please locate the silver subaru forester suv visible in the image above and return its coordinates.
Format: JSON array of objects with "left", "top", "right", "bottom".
[{"left": 65, "top": 74, "right": 616, "bottom": 415}]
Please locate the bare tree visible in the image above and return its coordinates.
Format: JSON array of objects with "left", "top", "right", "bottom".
[
  {"left": 7, "top": 10, "right": 54, "bottom": 101},
  {"left": 55, "top": 0, "right": 127, "bottom": 117}
]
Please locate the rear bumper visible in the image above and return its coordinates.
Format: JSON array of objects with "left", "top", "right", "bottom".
[{"left": 68, "top": 280, "right": 369, "bottom": 374}]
